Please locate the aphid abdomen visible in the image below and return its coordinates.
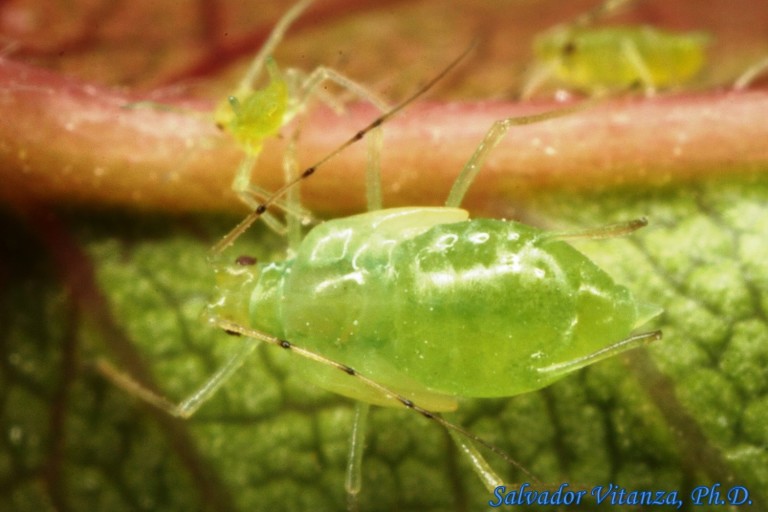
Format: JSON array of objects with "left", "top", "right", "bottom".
[
  {"left": 246, "top": 208, "right": 649, "bottom": 407},
  {"left": 388, "top": 218, "right": 641, "bottom": 397}
]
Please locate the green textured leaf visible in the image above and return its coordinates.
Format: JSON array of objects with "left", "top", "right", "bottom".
[
  {"left": 2, "top": 174, "right": 766, "bottom": 511},
  {"left": 2, "top": 0, "right": 767, "bottom": 509}
]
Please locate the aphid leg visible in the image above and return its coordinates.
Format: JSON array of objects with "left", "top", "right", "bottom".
[
  {"left": 230, "top": 153, "right": 292, "bottom": 236},
  {"left": 542, "top": 217, "right": 648, "bottom": 242},
  {"left": 619, "top": 39, "right": 657, "bottom": 96},
  {"left": 345, "top": 402, "right": 370, "bottom": 512},
  {"left": 538, "top": 330, "right": 662, "bottom": 379},
  {"left": 519, "top": 63, "right": 556, "bottom": 100},
  {"left": 281, "top": 67, "right": 391, "bottom": 241},
  {"left": 444, "top": 100, "right": 596, "bottom": 208},
  {"left": 286, "top": 66, "right": 392, "bottom": 211},
  {"left": 282, "top": 127, "right": 304, "bottom": 251},
  {"left": 447, "top": 428, "right": 505, "bottom": 492},
  {"left": 95, "top": 336, "right": 260, "bottom": 419},
  {"left": 733, "top": 55, "right": 768, "bottom": 91},
  {"left": 365, "top": 121, "right": 384, "bottom": 211}
]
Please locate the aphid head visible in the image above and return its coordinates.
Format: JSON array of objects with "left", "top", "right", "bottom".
[
  {"left": 533, "top": 27, "right": 580, "bottom": 64},
  {"left": 206, "top": 255, "right": 263, "bottom": 327}
]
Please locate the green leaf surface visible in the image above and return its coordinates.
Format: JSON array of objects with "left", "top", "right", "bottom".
[
  {"left": 2, "top": 0, "right": 767, "bottom": 509},
  {"left": 2, "top": 173, "right": 766, "bottom": 512}
]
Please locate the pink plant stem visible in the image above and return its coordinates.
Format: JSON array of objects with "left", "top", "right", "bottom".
[{"left": 1, "top": 59, "right": 767, "bottom": 216}]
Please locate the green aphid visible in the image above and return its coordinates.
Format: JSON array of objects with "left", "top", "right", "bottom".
[
  {"left": 100, "top": 14, "right": 663, "bottom": 509},
  {"left": 216, "top": 207, "right": 661, "bottom": 411},
  {"left": 534, "top": 26, "right": 710, "bottom": 92},
  {"left": 523, "top": 0, "right": 710, "bottom": 96}
]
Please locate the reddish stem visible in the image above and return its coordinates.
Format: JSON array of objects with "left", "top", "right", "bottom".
[{"left": 1, "top": 58, "right": 767, "bottom": 216}]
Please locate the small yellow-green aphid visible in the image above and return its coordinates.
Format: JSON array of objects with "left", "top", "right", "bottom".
[
  {"left": 101, "top": 41, "right": 662, "bottom": 512},
  {"left": 213, "top": 0, "right": 389, "bottom": 242},
  {"left": 523, "top": 0, "right": 710, "bottom": 97},
  {"left": 170, "top": 0, "right": 389, "bottom": 240}
]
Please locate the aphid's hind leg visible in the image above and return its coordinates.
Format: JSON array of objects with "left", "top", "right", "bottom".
[
  {"left": 96, "top": 335, "right": 260, "bottom": 419},
  {"left": 538, "top": 331, "right": 661, "bottom": 379},
  {"left": 232, "top": 153, "right": 301, "bottom": 237}
]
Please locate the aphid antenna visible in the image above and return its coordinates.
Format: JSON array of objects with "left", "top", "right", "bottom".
[
  {"left": 542, "top": 217, "right": 648, "bottom": 242},
  {"left": 210, "top": 41, "right": 478, "bottom": 256}
]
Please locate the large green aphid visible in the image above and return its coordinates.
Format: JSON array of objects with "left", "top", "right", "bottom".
[
  {"left": 523, "top": 0, "right": 710, "bottom": 97},
  {"left": 216, "top": 208, "right": 660, "bottom": 411},
  {"left": 100, "top": 40, "right": 662, "bottom": 511}
]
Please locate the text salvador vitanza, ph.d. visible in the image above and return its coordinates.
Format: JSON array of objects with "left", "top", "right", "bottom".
[{"left": 489, "top": 482, "right": 754, "bottom": 508}]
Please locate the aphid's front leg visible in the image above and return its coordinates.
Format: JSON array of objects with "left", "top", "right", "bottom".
[{"left": 96, "top": 336, "right": 260, "bottom": 418}]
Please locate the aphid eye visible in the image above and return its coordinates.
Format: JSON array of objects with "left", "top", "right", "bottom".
[
  {"left": 223, "top": 329, "right": 242, "bottom": 337},
  {"left": 562, "top": 40, "right": 577, "bottom": 56},
  {"left": 235, "top": 255, "right": 258, "bottom": 266}
]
